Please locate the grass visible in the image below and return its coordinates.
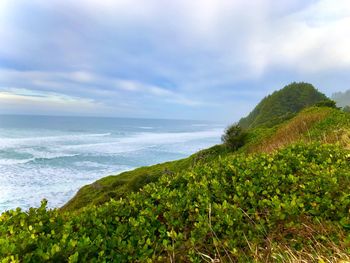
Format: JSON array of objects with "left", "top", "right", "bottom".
[
  {"left": 247, "top": 107, "right": 331, "bottom": 153},
  {"left": 245, "top": 107, "right": 350, "bottom": 153}
]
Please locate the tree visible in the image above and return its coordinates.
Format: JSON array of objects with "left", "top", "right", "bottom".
[
  {"left": 315, "top": 99, "right": 338, "bottom": 108},
  {"left": 221, "top": 124, "right": 247, "bottom": 150}
]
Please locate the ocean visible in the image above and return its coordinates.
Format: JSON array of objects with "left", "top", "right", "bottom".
[{"left": 0, "top": 115, "right": 223, "bottom": 212}]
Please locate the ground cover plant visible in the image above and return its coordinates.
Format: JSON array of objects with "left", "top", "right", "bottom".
[{"left": 1, "top": 143, "right": 350, "bottom": 262}]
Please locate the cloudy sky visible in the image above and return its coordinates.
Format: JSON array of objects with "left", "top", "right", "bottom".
[{"left": 0, "top": 0, "right": 350, "bottom": 122}]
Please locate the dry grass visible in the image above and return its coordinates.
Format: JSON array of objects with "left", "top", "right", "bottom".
[
  {"left": 269, "top": 237, "right": 350, "bottom": 263},
  {"left": 245, "top": 219, "right": 350, "bottom": 263},
  {"left": 321, "top": 128, "right": 350, "bottom": 149},
  {"left": 250, "top": 110, "right": 330, "bottom": 153}
]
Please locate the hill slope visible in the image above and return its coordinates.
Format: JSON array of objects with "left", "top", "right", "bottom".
[
  {"left": 62, "top": 145, "right": 227, "bottom": 211},
  {"left": 1, "top": 142, "right": 350, "bottom": 262},
  {"left": 63, "top": 106, "right": 350, "bottom": 212},
  {"left": 238, "top": 82, "right": 328, "bottom": 129}
]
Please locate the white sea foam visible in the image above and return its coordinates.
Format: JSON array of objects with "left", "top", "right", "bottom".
[
  {"left": 0, "top": 132, "right": 112, "bottom": 149},
  {"left": 20, "top": 149, "right": 79, "bottom": 160},
  {"left": 0, "top": 158, "right": 35, "bottom": 165},
  {"left": 56, "top": 129, "right": 222, "bottom": 154}
]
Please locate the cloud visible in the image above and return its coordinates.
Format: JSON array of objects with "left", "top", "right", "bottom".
[
  {"left": 1, "top": 0, "right": 350, "bottom": 121},
  {"left": 246, "top": 0, "right": 350, "bottom": 74},
  {"left": 0, "top": 68, "right": 203, "bottom": 111},
  {"left": 0, "top": 87, "right": 107, "bottom": 115},
  {"left": 114, "top": 78, "right": 203, "bottom": 106}
]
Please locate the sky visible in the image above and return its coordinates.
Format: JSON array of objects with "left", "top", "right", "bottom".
[{"left": 0, "top": 0, "right": 350, "bottom": 122}]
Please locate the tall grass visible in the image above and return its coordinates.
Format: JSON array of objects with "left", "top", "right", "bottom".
[{"left": 250, "top": 109, "right": 329, "bottom": 153}]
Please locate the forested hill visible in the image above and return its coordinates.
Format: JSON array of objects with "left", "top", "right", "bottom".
[{"left": 238, "top": 82, "right": 328, "bottom": 129}]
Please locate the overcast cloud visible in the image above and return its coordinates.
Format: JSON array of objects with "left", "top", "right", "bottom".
[{"left": 0, "top": 0, "right": 350, "bottom": 121}]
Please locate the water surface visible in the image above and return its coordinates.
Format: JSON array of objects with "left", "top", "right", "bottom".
[{"left": 0, "top": 115, "right": 223, "bottom": 212}]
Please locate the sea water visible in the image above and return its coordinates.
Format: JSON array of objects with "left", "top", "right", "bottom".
[{"left": 0, "top": 115, "right": 223, "bottom": 212}]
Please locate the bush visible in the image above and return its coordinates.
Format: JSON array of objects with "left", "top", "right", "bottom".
[
  {"left": 221, "top": 124, "right": 247, "bottom": 150},
  {"left": 315, "top": 99, "right": 338, "bottom": 108}
]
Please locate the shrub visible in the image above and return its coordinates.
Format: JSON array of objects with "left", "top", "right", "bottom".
[
  {"left": 221, "top": 124, "right": 247, "bottom": 150},
  {"left": 315, "top": 99, "right": 338, "bottom": 108}
]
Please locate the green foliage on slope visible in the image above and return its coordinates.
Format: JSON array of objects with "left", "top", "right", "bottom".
[
  {"left": 62, "top": 145, "right": 228, "bottom": 211},
  {"left": 238, "top": 82, "right": 329, "bottom": 129},
  {"left": 64, "top": 106, "right": 350, "bottom": 212},
  {"left": 1, "top": 143, "right": 350, "bottom": 262}
]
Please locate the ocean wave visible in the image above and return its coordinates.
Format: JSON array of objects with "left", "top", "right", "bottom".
[
  {"left": 56, "top": 128, "right": 223, "bottom": 154},
  {"left": 27, "top": 154, "right": 80, "bottom": 164},
  {"left": 0, "top": 129, "right": 222, "bottom": 163},
  {"left": 0, "top": 158, "right": 35, "bottom": 165},
  {"left": 191, "top": 124, "right": 209, "bottom": 127},
  {"left": 123, "top": 128, "right": 223, "bottom": 144},
  {"left": 19, "top": 148, "right": 80, "bottom": 160},
  {"left": 0, "top": 152, "right": 80, "bottom": 166},
  {"left": 0, "top": 132, "right": 112, "bottom": 149},
  {"left": 0, "top": 117, "right": 223, "bottom": 212}
]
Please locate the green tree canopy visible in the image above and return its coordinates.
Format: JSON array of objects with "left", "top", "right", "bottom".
[{"left": 238, "top": 82, "right": 328, "bottom": 129}]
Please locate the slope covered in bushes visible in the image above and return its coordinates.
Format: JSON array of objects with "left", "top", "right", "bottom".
[
  {"left": 1, "top": 143, "right": 350, "bottom": 262},
  {"left": 64, "top": 106, "right": 350, "bottom": 212},
  {"left": 62, "top": 144, "right": 227, "bottom": 211}
]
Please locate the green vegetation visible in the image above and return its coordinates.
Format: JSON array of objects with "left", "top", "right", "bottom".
[
  {"left": 243, "top": 106, "right": 350, "bottom": 153},
  {"left": 65, "top": 105, "right": 350, "bottom": 213},
  {"left": 314, "top": 99, "right": 338, "bottom": 108},
  {"left": 238, "top": 82, "right": 328, "bottom": 129},
  {"left": 1, "top": 143, "right": 350, "bottom": 262},
  {"left": 221, "top": 124, "right": 247, "bottom": 150},
  {"left": 62, "top": 145, "right": 227, "bottom": 211},
  {"left": 1, "top": 82, "right": 350, "bottom": 261}
]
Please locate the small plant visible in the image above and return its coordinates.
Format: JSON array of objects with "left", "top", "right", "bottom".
[{"left": 221, "top": 124, "right": 247, "bottom": 150}]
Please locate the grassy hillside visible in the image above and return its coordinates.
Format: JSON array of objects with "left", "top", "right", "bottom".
[
  {"left": 238, "top": 82, "right": 329, "bottom": 129},
  {"left": 62, "top": 145, "right": 228, "bottom": 211},
  {"left": 1, "top": 84, "right": 350, "bottom": 261},
  {"left": 64, "top": 106, "right": 350, "bottom": 212},
  {"left": 243, "top": 106, "right": 350, "bottom": 153}
]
